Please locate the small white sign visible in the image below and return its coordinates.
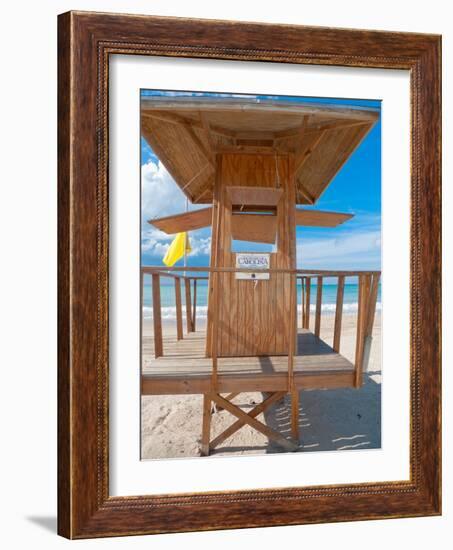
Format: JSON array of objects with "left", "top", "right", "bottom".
[{"left": 235, "top": 253, "right": 270, "bottom": 280}]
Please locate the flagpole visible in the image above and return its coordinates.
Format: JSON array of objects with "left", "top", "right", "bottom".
[{"left": 184, "top": 197, "right": 188, "bottom": 268}]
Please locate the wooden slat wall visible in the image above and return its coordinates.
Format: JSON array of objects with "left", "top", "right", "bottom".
[
  {"left": 208, "top": 153, "right": 295, "bottom": 357},
  {"left": 231, "top": 214, "right": 277, "bottom": 244}
]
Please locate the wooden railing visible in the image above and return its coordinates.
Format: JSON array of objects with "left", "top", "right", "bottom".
[
  {"left": 141, "top": 267, "right": 208, "bottom": 358},
  {"left": 141, "top": 266, "right": 380, "bottom": 388},
  {"left": 297, "top": 271, "right": 380, "bottom": 386}
]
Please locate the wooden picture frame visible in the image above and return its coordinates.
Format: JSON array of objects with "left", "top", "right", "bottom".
[{"left": 58, "top": 11, "right": 441, "bottom": 539}]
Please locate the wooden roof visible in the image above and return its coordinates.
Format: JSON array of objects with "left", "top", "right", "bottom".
[{"left": 141, "top": 96, "right": 379, "bottom": 205}]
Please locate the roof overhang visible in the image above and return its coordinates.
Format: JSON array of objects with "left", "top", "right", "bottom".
[{"left": 141, "top": 96, "right": 379, "bottom": 205}]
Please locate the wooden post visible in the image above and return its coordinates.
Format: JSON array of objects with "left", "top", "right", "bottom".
[
  {"left": 211, "top": 271, "right": 220, "bottom": 392},
  {"left": 152, "top": 273, "right": 163, "bottom": 358},
  {"left": 303, "top": 277, "right": 311, "bottom": 329},
  {"left": 174, "top": 277, "right": 183, "bottom": 341},
  {"left": 201, "top": 394, "right": 212, "bottom": 456},
  {"left": 291, "top": 389, "right": 299, "bottom": 442},
  {"left": 184, "top": 277, "right": 193, "bottom": 333},
  {"left": 192, "top": 279, "right": 197, "bottom": 332},
  {"left": 333, "top": 275, "right": 345, "bottom": 352},
  {"left": 354, "top": 275, "right": 371, "bottom": 387},
  {"left": 300, "top": 277, "right": 305, "bottom": 329},
  {"left": 314, "top": 276, "right": 323, "bottom": 337},
  {"left": 354, "top": 275, "right": 364, "bottom": 386},
  {"left": 361, "top": 273, "right": 380, "bottom": 372},
  {"left": 365, "top": 273, "right": 380, "bottom": 336},
  {"left": 288, "top": 272, "right": 297, "bottom": 385},
  {"left": 288, "top": 273, "right": 299, "bottom": 444}
]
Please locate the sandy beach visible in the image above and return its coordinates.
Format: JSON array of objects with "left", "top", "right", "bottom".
[{"left": 141, "top": 312, "right": 381, "bottom": 459}]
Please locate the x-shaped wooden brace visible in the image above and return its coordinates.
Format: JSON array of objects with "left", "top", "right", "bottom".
[{"left": 201, "top": 391, "right": 299, "bottom": 456}]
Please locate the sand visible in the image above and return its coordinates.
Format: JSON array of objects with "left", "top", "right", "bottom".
[{"left": 141, "top": 312, "right": 381, "bottom": 459}]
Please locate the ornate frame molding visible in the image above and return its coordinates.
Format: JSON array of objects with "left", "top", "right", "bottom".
[{"left": 58, "top": 11, "right": 441, "bottom": 538}]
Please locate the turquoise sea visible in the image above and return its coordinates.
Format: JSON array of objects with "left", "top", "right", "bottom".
[{"left": 143, "top": 279, "right": 381, "bottom": 320}]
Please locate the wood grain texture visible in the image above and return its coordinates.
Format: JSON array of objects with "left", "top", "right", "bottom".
[
  {"left": 231, "top": 212, "right": 278, "bottom": 244},
  {"left": 315, "top": 276, "right": 323, "bottom": 337},
  {"left": 148, "top": 207, "right": 212, "bottom": 234},
  {"left": 214, "top": 154, "right": 294, "bottom": 356},
  {"left": 201, "top": 394, "right": 212, "bottom": 456},
  {"left": 184, "top": 278, "right": 193, "bottom": 333},
  {"left": 209, "top": 391, "right": 286, "bottom": 448},
  {"left": 333, "top": 276, "right": 345, "bottom": 352},
  {"left": 152, "top": 275, "right": 163, "bottom": 358},
  {"left": 192, "top": 279, "right": 197, "bottom": 331},
  {"left": 58, "top": 10, "right": 441, "bottom": 539},
  {"left": 303, "top": 277, "right": 311, "bottom": 329},
  {"left": 142, "top": 328, "right": 354, "bottom": 394},
  {"left": 209, "top": 393, "right": 298, "bottom": 452},
  {"left": 295, "top": 209, "right": 353, "bottom": 227},
  {"left": 226, "top": 185, "right": 283, "bottom": 207},
  {"left": 174, "top": 278, "right": 183, "bottom": 340},
  {"left": 57, "top": 11, "right": 71, "bottom": 537},
  {"left": 141, "top": 97, "right": 376, "bottom": 205}
]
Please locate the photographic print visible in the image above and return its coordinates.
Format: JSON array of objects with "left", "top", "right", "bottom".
[
  {"left": 140, "top": 90, "right": 382, "bottom": 459},
  {"left": 58, "top": 12, "right": 441, "bottom": 537}
]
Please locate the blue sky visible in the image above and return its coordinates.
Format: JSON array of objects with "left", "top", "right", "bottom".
[{"left": 141, "top": 91, "right": 381, "bottom": 271}]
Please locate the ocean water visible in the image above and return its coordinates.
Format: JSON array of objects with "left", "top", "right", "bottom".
[{"left": 143, "top": 280, "right": 381, "bottom": 320}]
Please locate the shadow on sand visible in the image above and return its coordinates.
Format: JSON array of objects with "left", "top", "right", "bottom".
[
  {"left": 207, "top": 373, "right": 381, "bottom": 455},
  {"left": 263, "top": 373, "right": 382, "bottom": 454}
]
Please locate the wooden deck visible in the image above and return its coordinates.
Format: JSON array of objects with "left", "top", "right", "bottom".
[{"left": 142, "top": 328, "right": 355, "bottom": 395}]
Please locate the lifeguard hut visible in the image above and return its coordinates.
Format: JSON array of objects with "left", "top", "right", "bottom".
[{"left": 141, "top": 96, "right": 380, "bottom": 455}]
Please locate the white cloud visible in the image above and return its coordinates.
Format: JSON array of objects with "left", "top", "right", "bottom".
[
  {"left": 141, "top": 160, "right": 187, "bottom": 223},
  {"left": 141, "top": 226, "right": 171, "bottom": 252},
  {"left": 189, "top": 236, "right": 212, "bottom": 256},
  {"left": 141, "top": 160, "right": 212, "bottom": 259},
  {"left": 297, "top": 229, "right": 381, "bottom": 269}
]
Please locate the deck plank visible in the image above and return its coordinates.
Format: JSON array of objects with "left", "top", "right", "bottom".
[{"left": 142, "top": 328, "right": 355, "bottom": 395}]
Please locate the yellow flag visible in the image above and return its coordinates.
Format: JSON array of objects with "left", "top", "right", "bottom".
[{"left": 162, "top": 232, "right": 191, "bottom": 267}]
